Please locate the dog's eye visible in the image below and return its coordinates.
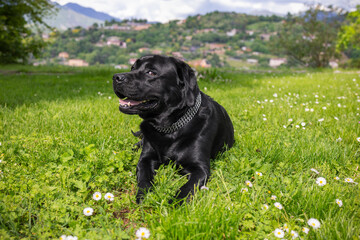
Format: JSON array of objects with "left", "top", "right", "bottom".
[{"left": 147, "top": 70, "right": 157, "bottom": 76}]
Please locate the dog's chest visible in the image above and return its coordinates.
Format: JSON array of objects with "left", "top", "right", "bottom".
[{"left": 144, "top": 133, "right": 186, "bottom": 163}]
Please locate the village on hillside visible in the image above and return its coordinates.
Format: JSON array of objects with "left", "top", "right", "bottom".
[{"left": 38, "top": 11, "right": 345, "bottom": 69}]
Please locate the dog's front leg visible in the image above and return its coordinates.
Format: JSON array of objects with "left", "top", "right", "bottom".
[
  {"left": 172, "top": 164, "right": 210, "bottom": 204},
  {"left": 136, "top": 143, "right": 160, "bottom": 204}
]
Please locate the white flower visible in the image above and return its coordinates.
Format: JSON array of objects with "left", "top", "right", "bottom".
[
  {"left": 308, "top": 218, "right": 321, "bottom": 229},
  {"left": 273, "top": 93, "right": 278, "bottom": 97},
  {"left": 318, "top": 118, "right": 324, "bottom": 122},
  {"left": 316, "top": 177, "right": 327, "bottom": 186},
  {"left": 136, "top": 227, "right": 150, "bottom": 239},
  {"left": 310, "top": 108, "right": 314, "bottom": 112},
  {"left": 336, "top": 137, "right": 342, "bottom": 142},
  {"left": 83, "top": 207, "right": 93, "bottom": 216},
  {"left": 295, "top": 125, "right": 300, "bottom": 128},
  {"left": 200, "top": 186, "right": 209, "bottom": 190},
  {"left": 262, "top": 204, "right": 269, "bottom": 210},
  {"left": 301, "top": 122, "right": 306, "bottom": 126},
  {"left": 336, "top": 199, "right": 343, "bottom": 207},
  {"left": 357, "top": 137, "right": 360, "bottom": 142},
  {"left": 283, "top": 125, "right": 287, "bottom": 128},
  {"left": 255, "top": 171, "right": 263, "bottom": 176},
  {"left": 66, "top": 236, "right": 78, "bottom": 240},
  {"left": 322, "top": 107, "right": 327, "bottom": 110},
  {"left": 274, "top": 228, "right": 285, "bottom": 238},
  {"left": 305, "top": 108, "right": 309, "bottom": 112},
  {"left": 274, "top": 202, "right": 283, "bottom": 209},
  {"left": 245, "top": 180, "right": 253, "bottom": 187},
  {"left": 310, "top": 168, "right": 319, "bottom": 174},
  {"left": 271, "top": 195, "right": 277, "bottom": 200},
  {"left": 290, "top": 230, "right": 299, "bottom": 239},
  {"left": 60, "top": 235, "right": 67, "bottom": 240},
  {"left": 93, "top": 192, "right": 102, "bottom": 201},
  {"left": 104, "top": 193, "right": 114, "bottom": 201},
  {"left": 263, "top": 118, "right": 267, "bottom": 121},
  {"left": 334, "top": 176, "right": 340, "bottom": 180},
  {"left": 302, "top": 227, "right": 310, "bottom": 234},
  {"left": 334, "top": 117, "right": 339, "bottom": 120},
  {"left": 241, "top": 188, "right": 248, "bottom": 193},
  {"left": 284, "top": 223, "right": 289, "bottom": 232},
  {"left": 344, "top": 178, "right": 354, "bottom": 183},
  {"left": 288, "top": 118, "right": 293, "bottom": 122}
]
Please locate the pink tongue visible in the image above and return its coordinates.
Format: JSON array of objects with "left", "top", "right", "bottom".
[{"left": 119, "top": 98, "right": 142, "bottom": 106}]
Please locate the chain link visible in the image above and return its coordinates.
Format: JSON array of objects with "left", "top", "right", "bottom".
[{"left": 150, "top": 93, "right": 202, "bottom": 134}]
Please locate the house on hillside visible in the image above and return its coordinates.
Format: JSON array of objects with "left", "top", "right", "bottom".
[
  {"left": 226, "top": 29, "right": 237, "bottom": 37},
  {"left": 188, "top": 59, "right": 211, "bottom": 68},
  {"left": 269, "top": 58, "right": 287, "bottom": 68},
  {"left": 129, "top": 58, "right": 137, "bottom": 65},
  {"left": 133, "top": 24, "right": 151, "bottom": 31},
  {"left": 107, "top": 36, "right": 127, "bottom": 48},
  {"left": 58, "top": 52, "right": 69, "bottom": 59},
  {"left": 172, "top": 52, "right": 184, "bottom": 59},
  {"left": 67, "top": 59, "right": 89, "bottom": 67}
]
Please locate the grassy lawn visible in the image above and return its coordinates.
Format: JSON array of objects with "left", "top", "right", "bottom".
[{"left": 0, "top": 66, "right": 359, "bottom": 239}]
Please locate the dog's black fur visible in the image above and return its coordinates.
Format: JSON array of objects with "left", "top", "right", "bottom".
[{"left": 113, "top": 55, "right": 234, "bottom": 204}]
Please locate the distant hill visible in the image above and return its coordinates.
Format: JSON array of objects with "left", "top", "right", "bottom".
[
  {"left": 64, "top": 3, "right": 121, "bottom": 22},
  {"left": 44, "top": 4, "right": 104, "bottom": 30}
]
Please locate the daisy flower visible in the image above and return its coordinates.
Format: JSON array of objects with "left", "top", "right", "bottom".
[
  {"left": 288, "top": 118, "right": 293, "bottom": 122},
  {"left": 200, "top": 186, "right": 209, "bottom": 190},
  {"left": 318, "top": 118, "right": 324, "bottom": 122},
  {"left": 104, "top": 193, "right": 115, "bottom": 201},
  {"left": 274, "top": 202, "right": 283, "bottom": 209},
  {"left": 274, "top": 228, "right": 285, "bottom": 238},
  {"left": 93, "top": 192, "right": 102, "bottom": 201},
  {"left": 336, "top": 199, "right": 343, "bottom": 207},
  {"left": 310, "top": 168, "right": 319, "bottom": 174},
  {"left": 245, "top": 180, "right": 253, "bottom": 187},
  {"left": 66, "top": 236, "right": 78, "bottom": 240},
  {"left": 357, "top": 137, "right": 360, "bottom": 142},
  {"left": 271, "top": 195, "right": 277, "bottom": 200},
  {"left": 283, "top": 223, "right": 289, "bottom": 232},
  {"left": 262, "top": 204, "right": 269, "bottom": 210},
  {"left": 316, "top": 177, "right": 326, "bottom": 186},
  {"left": 255, "top": 171, "right": 263, "bottom": 176},
  {"left": 301, "top": 122, "right": 306, "bottom": 126},
  {"left": 83, "top": 207, "right": 93, "bottom": 216},
  {"left": 241, "top": 188, "right": 248, "bottom": 193},
  {"left": 344, "top": 178, "right": 354, "bottom": 183},
  {"left": 290, "top": 230, "right": 299, "bottom": 239},
  {"left": 136, "top": 227, "right": 150, "bottom": 239},
  {"left": 59, "top": 235, "right": 67, "bottom": 240},
  {"left": 334, "top": 176, "right": 340, "bottom": 180},
  {"left": 308, "top": 218, "right": 321, "bottom": 229},
  {"left": 302, "top": 227, "right": 309, "bottom": 234}
]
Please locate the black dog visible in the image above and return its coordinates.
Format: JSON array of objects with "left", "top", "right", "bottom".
[{"left": 113, "top": 55, "right": 234, "bottom": 203}]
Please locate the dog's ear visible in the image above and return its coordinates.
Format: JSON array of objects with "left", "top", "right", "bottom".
[{"left": 173, "top": 58, "right": 199, "bottom": 107}]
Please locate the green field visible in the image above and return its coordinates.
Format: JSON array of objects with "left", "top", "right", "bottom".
[{"left": 0, "top": 66, "right": 359, "bottom": 239}]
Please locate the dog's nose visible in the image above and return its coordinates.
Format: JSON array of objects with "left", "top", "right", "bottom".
[{"left": 113, "top": 74, "right": 126, "bottom": 83}]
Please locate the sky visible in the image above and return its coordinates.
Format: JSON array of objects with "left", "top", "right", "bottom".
[{"left": 54, "top": 0, "right": 360, "bottom": 23}]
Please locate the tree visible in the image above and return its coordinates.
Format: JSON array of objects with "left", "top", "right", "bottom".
[
  {"left": 0, "top": 0, "right": 55, "bottom": 64},
  {"left": 337, "top": 5, "right": 360, "bottom": 51},
  {"left": 274, "top": 5, "right": 345, "bottom": 67}
]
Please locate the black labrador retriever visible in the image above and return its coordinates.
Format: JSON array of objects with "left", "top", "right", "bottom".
[{"left": 113, "top": 55, "right": 234, "bottom": 204}]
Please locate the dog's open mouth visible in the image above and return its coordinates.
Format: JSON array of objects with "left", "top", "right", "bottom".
[{"left": 118, "top": 96, "right": 157, "bottom": 110}]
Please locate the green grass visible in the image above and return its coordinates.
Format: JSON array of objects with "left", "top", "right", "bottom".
[{"left": 0, "top": 66, "right": 359, "bottom": 239}]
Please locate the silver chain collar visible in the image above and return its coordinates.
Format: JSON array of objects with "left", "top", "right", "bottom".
[{"left": 150, "top": 93, "right": 202, "bottom": 134}]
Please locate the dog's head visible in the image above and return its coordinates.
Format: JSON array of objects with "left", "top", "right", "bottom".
[{"left": 113, "top": 55, "right": 199, "bottom": 118}]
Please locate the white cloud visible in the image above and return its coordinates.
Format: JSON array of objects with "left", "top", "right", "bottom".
[{"left": 54, "top": 0, "right": 359, "bottom": 22}]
